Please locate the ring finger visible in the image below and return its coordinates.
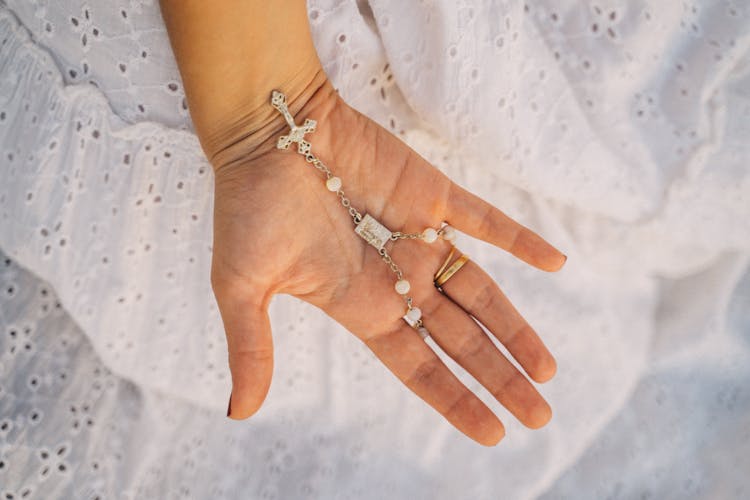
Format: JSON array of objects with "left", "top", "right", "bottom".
[
  {"left": 418, "top": 288, "right": 553, "bottom": 429},
  {"left": 438, "top": 258, "right": 558, "bottom": 384}
]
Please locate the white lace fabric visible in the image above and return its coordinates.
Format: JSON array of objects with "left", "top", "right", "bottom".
[{"left": 0, "top": 1, "right": 748, "bottom": 498}]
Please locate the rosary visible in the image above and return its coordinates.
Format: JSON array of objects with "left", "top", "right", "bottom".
[{"left": 270, "top": 90, "right": 458, "bottom": 339}]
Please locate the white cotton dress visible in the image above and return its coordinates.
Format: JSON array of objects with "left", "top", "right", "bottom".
[{"left": 1, "top": 1, "right": 749, "bottom": 498}]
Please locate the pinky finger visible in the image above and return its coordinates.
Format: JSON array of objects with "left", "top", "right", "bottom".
[
  {"left": 445, "top": 181, "right": 567, "bottom": 272},
  {"left": 362, "top": 322, "right": 505, "bottom": 447}
]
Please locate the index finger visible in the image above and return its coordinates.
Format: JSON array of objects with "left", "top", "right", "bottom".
[{"left": 445, "top": 182, "right": 567, "bottom": 272}]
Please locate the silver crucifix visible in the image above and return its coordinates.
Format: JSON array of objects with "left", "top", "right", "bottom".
[{"left": 270, "top": 90, "right": 317, "bottom": 155}]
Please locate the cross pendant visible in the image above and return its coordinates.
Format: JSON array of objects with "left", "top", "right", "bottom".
[{"left": 270, "top": 90, "right": 317, "bottom": 155}]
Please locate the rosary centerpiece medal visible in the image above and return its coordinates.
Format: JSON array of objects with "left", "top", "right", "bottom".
[{"left": 354, "top": 214, "right": 392, "bottom": 251}]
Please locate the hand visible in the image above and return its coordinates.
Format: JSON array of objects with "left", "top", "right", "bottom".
[{"left": 210, "top": 74, "right": 567, "bottom": 446}]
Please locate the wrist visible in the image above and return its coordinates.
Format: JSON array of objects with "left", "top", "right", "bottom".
[
  {"left": 159, "top": 0, "right": 329, "bottom": 170},
  {"left": 209, "top": 67, "right": 339, "bottom": 174}
]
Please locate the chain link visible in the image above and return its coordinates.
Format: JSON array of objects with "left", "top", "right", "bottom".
[
  {"left": 378, "top": 247, "right": 403, "bottom": 281},
  {"left": 301, "top": 149, "right": 364, "bottom": 225},
  {"left": 305, "top": 153, "right": 333, "bottom": 178},
  {"left": 335, "top": 189, "right": 363, "bottom": 224},
  {"left": 390, "top": 231, "right": 423, "bottom": 241}
]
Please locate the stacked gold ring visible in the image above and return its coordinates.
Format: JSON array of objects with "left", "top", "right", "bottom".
[{"left": 434, "top": 246, "right": 470, "bottom": 289}]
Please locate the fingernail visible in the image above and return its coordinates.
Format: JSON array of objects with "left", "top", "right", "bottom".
[
  {"left": 562, "top": 254, "right": 568, "bottom": 263},
  {"left": 226, "top": 393, "right": 232, "bottom": 417}
]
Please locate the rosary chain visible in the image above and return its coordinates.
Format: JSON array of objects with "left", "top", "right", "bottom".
[
  {"left": 270, "top": 91, "right": 423, "bottom": 322},
  {"left": 390, "top": 231, "right": 422, "bottom": 241},
  {"left": 302, "top": 150, "right": 363, "bottom": 224},
  {"left": 303, "top": 148, "right": 440, "bottom": 243},
  {"left": 303, "top": 145, "right": 414, "bottom": 305},
  {"left": 301, "top": 146, "right": 416, "bottom": 307},
  {"left": 378, "top": 247, "right": 404, "bottom": 281},
  {"left": 391, "top": 226, "right": 448, "bottom": 241},
  {"left": 305, "top": 153, "right": 331, "bottom": 177}
]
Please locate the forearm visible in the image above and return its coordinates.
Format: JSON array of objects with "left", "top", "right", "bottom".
[{"left": 159, "top": 0, "right": 329, "bottom": 167}]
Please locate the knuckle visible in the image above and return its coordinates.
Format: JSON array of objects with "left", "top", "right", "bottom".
[
  {"left": 363, "top": 321, "right": 403, "bottom": 347},
  {"left": 210, "top": 265, "right": 234, "bottom": 294},
  {"left": 476, "top": 204, "right": 496, "bottom": 239},
  {"left": 490, "top": 372, "right": 522, "bottom": 403},
  {"left": 405, "top": 357, "right": 442, "bottom": 390},
  {"left": 507, "top": 226, "right": 525, "bottom": 254},
  {"left": 455, "top": 331, "right": 487, "bottom": 361},
  {"left": 443, "top": 390, "right": 473, "bottom": 420},
  {"left": 503, "top": 323, "right": 526, "bottom": 345},
  {"left": 231, "top": 346, "right": 274, "bottom": 364},
  {"left": 419, "top": 296, "right": 445, "bottom": 322},
  {"left": 467, "top": 282, "right": 496, "bottom": 315},
  {"left": 210, "top": 276, "right": 236, "bottom": 303}
]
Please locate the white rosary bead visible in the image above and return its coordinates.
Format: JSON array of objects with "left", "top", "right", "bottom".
[
  {"left": 406, "top": 307, "right": 422, "bottom": 323},
  {"left": 394, "top": 279, "right": 411, "bottom": 295},
  {"left": 325, "top": 176, "right": 342, "bottom": 192},
  {"left": 422, "top": 227, "right": 438, "bottom": 243},
  {"left": 417, "top": 327, "right": 430, "bottom": 340},
  {"left": 441, "top": 225, "right": 456, "bottom": 241}
]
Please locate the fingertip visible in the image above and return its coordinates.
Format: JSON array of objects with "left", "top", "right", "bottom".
[
  {"left": 226, "top": 349, "right": 274, "bottom": 420},
  {"left": 227, "top": 410, "right": 260, "bottom": 420},
  {"left": 221, "top": 304, "right": 275, "bottom": 421},
  {"left": 512, "top": 229, "right": 567, "bottom": 272},
  {"left": 226, "top": 389, "right": 267, "bottom": 420},
  {"left": 557, "top": 254, "right": 568, "bottom": 270},
  {"left": 524, "top": 400, "right": 553, "bottom": 429},
  {"left": 544, "top": 253, "right": 567, "bottom": 272},
  {"left": 483, "top": 422, "right": 506, "bottom": 447},
  {"left": 455, "top": 391, "right": 507, "bottom": 447},
  {"left": 472, "top": 416, "right": 506, "bottom": 446},
  {"left": 531, "top": 355, "right": 558, "bottom": 384}
]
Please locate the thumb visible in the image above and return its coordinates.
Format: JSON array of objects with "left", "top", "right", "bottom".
[{"left": 214, "top": 284, "right": 274, "bottom": 420}]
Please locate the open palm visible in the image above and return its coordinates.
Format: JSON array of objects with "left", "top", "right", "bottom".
[{"left": 210, "top": 78, "right": 566, "bottom": 446}]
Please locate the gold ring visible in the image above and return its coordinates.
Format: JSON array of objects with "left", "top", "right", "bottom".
[
  {"left": 434, "top": 253, "right": 469, "bottom": 288},
  {"left": 433, "top": 245, "right": 457, "bottom": 281}
]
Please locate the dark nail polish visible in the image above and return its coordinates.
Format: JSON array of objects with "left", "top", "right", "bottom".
[{"left": 226, "top": 393, "right": 232, "bottom": 417}]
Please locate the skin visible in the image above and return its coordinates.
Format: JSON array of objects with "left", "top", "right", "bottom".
[{"left": 160, "top": 0, "right": 567, "bottom": 446}]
